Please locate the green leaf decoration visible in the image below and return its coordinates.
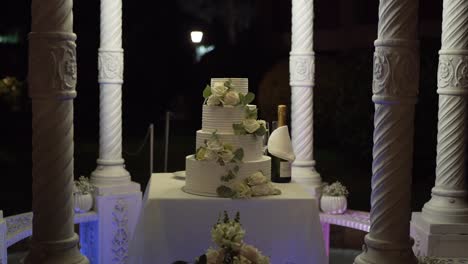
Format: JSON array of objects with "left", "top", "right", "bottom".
[
  {"left": 221, "top": 170, "right": 236, "bottom": 182},
  {"left": 232, "top": 123, "right": 247, "bottom": 135},
  {"left": 254, "top": 124, "right": 266, "bottom": 136},
  {"left": 217, "top": 186, "right": 234, "bottom": 198},
  {"left": 233, "top": 165, "right": 240, "bottom": 173},
  {"left": 217, "top": 158, "right": 225, "bottom": 166},
  {"left": 223, "top": 210, "right": 230, "bottom": 223},
  {"left": 203, "top": 85, "right": 212, "bottom": 99},
  {"left": 243, "top": 92, "right": 255, "bottom": 105},
  {"left": 238, "top": 93, "right": 245, "bottom": 105},
  {"left": 195, "top": 147, "right": 206, "bottom": 160},
  {"left": 233, "top": 148, "right": 244, "bottom": 161}
]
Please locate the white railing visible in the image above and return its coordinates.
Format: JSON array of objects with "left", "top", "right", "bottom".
[{"left": 0, "top": 210, "right": 99, "bottom": 264}]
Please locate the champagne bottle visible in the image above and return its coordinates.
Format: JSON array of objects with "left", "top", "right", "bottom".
[{"left": 270, "top": 105, "right": 292, "bottom": 183}]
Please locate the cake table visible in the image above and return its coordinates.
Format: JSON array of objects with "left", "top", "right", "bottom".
[{"left": 129, "top": 173, "right": 326, "bottom": 264}]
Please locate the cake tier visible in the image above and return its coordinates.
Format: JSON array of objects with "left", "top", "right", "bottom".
[
  {"left": 202, "top": 105, "right": 257, "bottom": 133},
  {"left": 196, "top": 130, "right": 264, "bottom": 161},
  {"left": 184, "top": 155, "right": 271, "bottom": 197},
  {"left": 211, "top": 78, "right": 248, "bottom": 95}
]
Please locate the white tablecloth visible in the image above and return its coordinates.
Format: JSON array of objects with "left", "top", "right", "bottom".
[{"left": 130, "top": 173, "right": 326, "bottom": 264}]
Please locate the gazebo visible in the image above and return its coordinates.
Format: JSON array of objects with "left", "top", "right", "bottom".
[{"left": 0, "top": 0, "right": 467, "bottom": 263}]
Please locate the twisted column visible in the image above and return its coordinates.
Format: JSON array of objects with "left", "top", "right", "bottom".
[
  {"left": 91, "top": 0, "right": 130, "bottom": 185},
  {"left": 290, "top": 0, "right": 321, "bottom": 186},
  {"left": 354, "top": 0, "right": 419, "bottom": 263},
  {"left": 422, "top": 0, "right": 468, "bottom": 224},
  {"left": 27, "top": 0, "right": 88, "bottom": 262}
]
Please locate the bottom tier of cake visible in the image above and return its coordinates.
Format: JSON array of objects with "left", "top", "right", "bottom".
[{"left": 184, "top": 155, "right": 271, "bottom": 197}]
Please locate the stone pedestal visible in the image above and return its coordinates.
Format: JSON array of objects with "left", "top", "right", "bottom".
[
  {"left": 412, "top": 213, "right": 468, "bottom": 257},
  {"left": 80, "top": 183, "right": 141, "bottom": 264}
]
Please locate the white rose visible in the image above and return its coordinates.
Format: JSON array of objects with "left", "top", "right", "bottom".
[
  {"left": 242, "top": 119, "right": 260, "bottom": 133},
  {"left": 205, "top": 248, "right": 219, "bottom": 264},
  {"left": 257, "top": 120, "right": 266, "bottom": 128},
  {"left": 207, "top": 95, "right": 221, "bottom": 106},
  {"left": 206, "top": 138, "right": 224, "bottom": 152},
  {"left": 246, "top": 171, "right": 267, "bottom": 186},
  {"left": 220, "top": 149, "right": 235, "bottom": 163},
  {"left": 211, "top": 82, "right": 228, "bottom": 98},
  {"left": 204, "top": 149, "right": 218, "bottom": 161},
  {"left": 222, "top": 91, "right": 240, "bottom": 106}
]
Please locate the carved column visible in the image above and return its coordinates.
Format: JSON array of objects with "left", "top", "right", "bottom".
[
  {"left": 27, "top": 0, "right": 88, "bottom": 262},
  {"left": 421, "top": 0, "right": 468, "bottom": 224},
  {"left": 354, "top": 0, "right": 419, "bottom": 263},
  {"left": 290, "top": 0, "right": 321, "bottom": 187},
  {"left": 85, "top": 0, "right": 143, "bottom": 263},
  {"left": 91, "top": 0, "right": 130, "bottom": 185}
]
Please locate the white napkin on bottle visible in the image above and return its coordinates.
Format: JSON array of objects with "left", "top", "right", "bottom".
[{"left": 267, "top": 126, "right": 296, "bottom": 161}]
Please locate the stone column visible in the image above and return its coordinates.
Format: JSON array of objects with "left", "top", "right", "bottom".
[
  {"left": 27, "top": 0, "right": 88, "bottom": 262},
  {"left": 354, "top": 0, "right": 420, "bottom": 263},
  {"left": 91, "top": 0, "right": 130, "bottom": 185},
  {"left": 290, "top": 0, "right": 321, "bottom": 188},
  {"left": 84, "top": 0, "right": 142, "bottom": 263},
  {"left": 421, "top": 0, "right": 468, "bottom": 224},
  {"left": 411, "top": 0, "right": 468, "bottom": 257}
]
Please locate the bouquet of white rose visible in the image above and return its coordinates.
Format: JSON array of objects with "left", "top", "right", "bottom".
[{"left": 173, "top": 212, "right": 270, "bottom": 264}]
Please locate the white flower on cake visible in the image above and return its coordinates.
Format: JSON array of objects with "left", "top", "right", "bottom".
[
  {"left": 207, "top": 95, "right": 222, "bottom": 106},
  {"left": 206, "top": 137, "right": 224, "bottom": 152},
  {"left": 211, "top": 82, "right": 228, "bottom": 98},
  {"left": 232, "top": 182, "right": 252, "bottom": 199},
  {"left": 242, "top": 119, "right": 260, "bottom": 133},
  {"left": 220, "top": 149, "right": 235, "bottom": 163},
  {"left": 217, "top": 171, "right": 281, "bottom": 199},
  {"left": 196, "top": 131, "right": 244, "bottom": 167},
  {"left": 203, "top": 79, "right": 255, "bottom": 107},
  {"left": 223, "top": 91, "right": 240, "bottom": 106},
  {"left": 245, "top": 171, "right": 267, "bottom": 186},
  {"left": 233, "top": 107, "right": 267, "bottom": 136}
]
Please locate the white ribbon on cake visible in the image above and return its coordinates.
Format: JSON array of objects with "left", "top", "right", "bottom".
[{"left": 267, "top": 126, "right": 296, "bottom": 161}]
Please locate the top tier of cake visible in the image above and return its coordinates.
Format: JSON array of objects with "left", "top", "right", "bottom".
[{"left": 211, "top": 78, "right": 248, "bottom": 95}]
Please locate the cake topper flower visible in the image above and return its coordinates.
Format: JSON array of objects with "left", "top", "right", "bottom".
[{"left": 203, "top": 79, "right": 255, "bottom": 107}]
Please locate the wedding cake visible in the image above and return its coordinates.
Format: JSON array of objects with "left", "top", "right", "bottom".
[{"left": 184, "top": 78, "right": 279, "bottom": 198}]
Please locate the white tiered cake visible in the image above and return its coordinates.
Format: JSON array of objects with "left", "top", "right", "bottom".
[{"left": 184, "top": 78, "right": 275, "bottom": 197}]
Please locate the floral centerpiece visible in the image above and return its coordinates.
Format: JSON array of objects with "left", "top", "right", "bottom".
[
  {"left": 320, "top": 181, "right": 349, "bottom": 214},
  {"left": 174, "top": 211, "right": 270, "bottom": 264},
  {"left": 73, "top": 176, "right": 94, "bottom": 213},
  {"left": 203, "top": 80, "right": 255, "bottom": 107}
]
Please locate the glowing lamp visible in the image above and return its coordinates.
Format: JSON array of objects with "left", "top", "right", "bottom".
[{"left": 190, "top": 31, "right": 203, "bottom": 43}]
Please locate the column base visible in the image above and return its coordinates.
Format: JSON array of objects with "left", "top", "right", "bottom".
[
  {"left": 354, "top": 234, "right": 417, "bottom": 264},
  {"left": 292, "top": 160, "right": 322, "bottom": 185},
  {"left": 91, "top": 159, "right": 131, "bottom": 186},
  {"left": 421, "top": 188, "right": 468, "bottom": 224},
  {"left": 92, "top": 182, "right": 142, "bottom": 263},
  {"left": 411, "top": 212, "right": 468, "bottom": 257},
  {"left": 25, "top": 234, "right": 89, "bottom": 264}
]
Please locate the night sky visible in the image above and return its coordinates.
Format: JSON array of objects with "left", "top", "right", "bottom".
[{"left": 0, "top": 0, "right": 445, "bottom": 216}]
